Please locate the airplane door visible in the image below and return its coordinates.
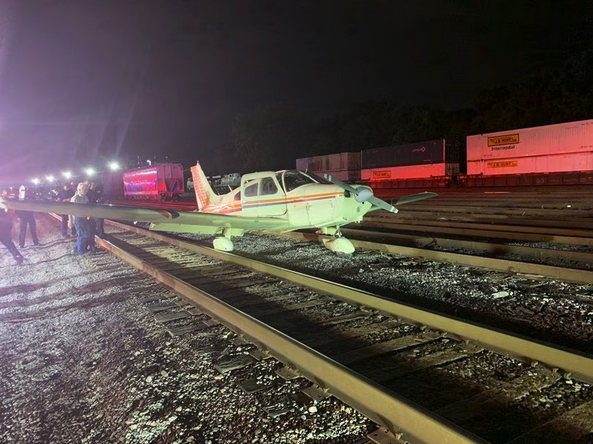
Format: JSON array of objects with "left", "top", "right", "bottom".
[{"left": 241, "top": 174, "right": 287, "bottom": 217}]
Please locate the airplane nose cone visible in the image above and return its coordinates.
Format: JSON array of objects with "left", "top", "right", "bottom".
[{"left": 354, "top": 187, "right": 373, "bottom": 203}]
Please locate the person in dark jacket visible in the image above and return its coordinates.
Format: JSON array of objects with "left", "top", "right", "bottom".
[
  {"left": 57, "top": 184, "right": 75, "bottom": 237},
  {"left": 16, "top": 210, "right": 39, "bottom": 248},
  {"left": 86, "top": 181, "right": 104, "bottom": 239},
  {"left": 0, "top": 208, "right": 24, "bottom": 264}
]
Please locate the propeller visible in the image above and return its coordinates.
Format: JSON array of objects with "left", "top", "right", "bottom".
[
  {"left": 323, "top": 174, "right": 438, "bottom": 213},
  {"left": 323, "top": 174, "right": 399, "bottom": 213}
]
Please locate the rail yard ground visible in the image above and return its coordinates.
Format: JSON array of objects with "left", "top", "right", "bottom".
[
  {"left": 2, "top": 187, "right": 593, "bottom": 443},
  {"left": 0, "top": 217, "right": 371, "bottom": 444}
]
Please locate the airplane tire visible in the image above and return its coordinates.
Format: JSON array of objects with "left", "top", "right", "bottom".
[{"left": 213, "top": 237, "right": 234, "bottom": 251}]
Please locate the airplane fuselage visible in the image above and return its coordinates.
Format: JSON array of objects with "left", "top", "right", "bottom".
[{"left": 199, "top": 170, "right": 373, "bottom": 232}]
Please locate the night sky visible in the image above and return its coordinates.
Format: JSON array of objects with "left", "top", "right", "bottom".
[{"left": 0, "top": 0, "right": 591, "bottom": 183}]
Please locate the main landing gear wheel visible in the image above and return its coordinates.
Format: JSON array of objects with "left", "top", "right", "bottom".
[{"left": 213, "top": 237, "right": 234, "bottom": 251}]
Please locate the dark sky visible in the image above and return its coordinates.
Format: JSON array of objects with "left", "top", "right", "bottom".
[{"left": 0, "top": 0, "right": 591, "bottom": 183}]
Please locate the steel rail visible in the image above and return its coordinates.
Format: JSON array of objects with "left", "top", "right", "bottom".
[
  {"left": 401, "top": 205, "right": 593, "bottom": 218},
  {"left": 362, "top": 217, "right": 593, "bottom": 238},
  {"left": 378, "top": 213, "right": 593, "bottom": 230},
  {"left": 360, "top": 221, "right": 593, "bottom": 246},
  {"left": 400, "top": 199, "right": 593, "bottom": 209},
  {"left": 370, "top": 212, "right": 593, "bottom": 228},
  {"left": 105, "top": 221, "right": 593, "bottom": 385},
  {"left": 95, "top": 227, "right": 488, "bottom": 444},
  {"left": 340, "top": 227, "right": 593, "bottom": 264}
]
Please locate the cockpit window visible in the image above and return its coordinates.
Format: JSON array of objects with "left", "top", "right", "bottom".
[
  {"left": 281, "top": 170, "right": 319, "bottom": 192},
  {"left": 244, "top": 181, "right": 258, "bottom": 197},
  {"left": 260, "top": 177, "right": 278, "bottom": 195}
]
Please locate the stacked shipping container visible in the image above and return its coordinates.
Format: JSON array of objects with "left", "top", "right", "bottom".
[
  {"left": 361, "top": 139, "right": 460, "bottom": 181},
  {"left": 467, "top": 119, "right": 593, "bottom": 176},
  {"left": 296, "top": 152, "right": 360, "bottom": 182}
]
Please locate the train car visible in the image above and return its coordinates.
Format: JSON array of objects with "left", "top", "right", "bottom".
[
  {"left": 123, "top": 163, "right": 185, "bottom": 201},
  {"left": 361, "top": 139, "right": 460, "bottom": 181},
  {"left": 101, "top": 170, "right": 124, "bottom": 200},
  {"left": 296, "top": 152, "right": 361, "bottom": 182},
  {"left": 467, "top": 119, "right": 593, "bottom": 176}
]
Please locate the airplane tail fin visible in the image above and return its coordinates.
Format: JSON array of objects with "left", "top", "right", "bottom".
[{"left": 190, "top": 162, "right": 218, "bottom": 211}]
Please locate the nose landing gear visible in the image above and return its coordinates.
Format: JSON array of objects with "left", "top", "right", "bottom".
[
  {"left": 213, "top": 237, "right": 234, "bottom": 251},
  {"left": 318, "top": 227, "right": 355, "bottom": 254}
]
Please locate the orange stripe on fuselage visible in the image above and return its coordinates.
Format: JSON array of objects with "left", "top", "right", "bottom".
[
  {"left": 202, "top": 191, "right": 343, "bottom": 214},
  {"left": 244, "top": 191, "right": 343, "bottom": 207}
]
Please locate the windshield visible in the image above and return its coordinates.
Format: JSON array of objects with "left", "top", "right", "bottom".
[
  {"left": 305, "top": 171, "right": 331, "bottom": 185},
  {"left": 279, "top": 170, "right": 320, "bottom": 192}
]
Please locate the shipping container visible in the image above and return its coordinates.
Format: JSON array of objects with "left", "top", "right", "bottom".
[
  {"left": 296, "top": 152, "right": 360, "bottom": 182},
  {"left": 361, "top": 139, "right": 460, "bottom": 181},
  {"left": 123, "top": 163, "right": 185, "bottom": 200},
  {"left": 467, "top": 118, "right": 593, "bottom": 175}
]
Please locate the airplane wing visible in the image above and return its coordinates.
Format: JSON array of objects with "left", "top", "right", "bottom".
[
  {"left": 393, "top": 191, "right": 438, "bottom": 206},
  {"left": 0, "top": 199, "right": 290, "bottom": 233},
  {"left": 367, "top": 191, "right": 438, "bottom": 213}
]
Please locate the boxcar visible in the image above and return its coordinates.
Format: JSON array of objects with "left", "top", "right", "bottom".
[
  {"left": 123, "top": 163, "right": 185, "bottom": 201},
  {"left": 467, "top": 119, "right": 593, "bottom": 176}
]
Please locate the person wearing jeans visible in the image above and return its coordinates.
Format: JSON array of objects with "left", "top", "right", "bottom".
[{"left": 69, "top": 183, "right": 90, "bottom": 255}]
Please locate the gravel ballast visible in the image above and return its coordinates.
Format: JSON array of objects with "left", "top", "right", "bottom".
[{"left": 0, "top": 216, "right": 372, "bottom": 444}]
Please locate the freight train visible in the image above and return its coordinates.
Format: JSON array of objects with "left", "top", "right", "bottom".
[
  {"left": 297, "top": 118, "right": 593, "bottom": 188},
  {"left": 97, "top": 118, "right": 593, "bottom": 201}
]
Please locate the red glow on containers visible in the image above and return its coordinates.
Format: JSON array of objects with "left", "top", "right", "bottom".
[{"left": 467, "top": 118, "right": 593, "bottom": 176}]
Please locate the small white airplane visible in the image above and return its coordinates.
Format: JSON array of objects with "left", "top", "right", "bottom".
[{"left": 0, "top": 162, "right": 437, "bottom": 254}]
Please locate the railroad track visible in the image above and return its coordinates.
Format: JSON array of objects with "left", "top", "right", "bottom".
[
  {"left": 54, "top": 215, "right": 593, "bottom": 444},
  {"left": 297, "top": 205, "right": 593, "bottom": 284},
  {"left": 361, "top": 216, "right": 593, "bottom": 239},
  {"left": 278, "top": 228, "right": 593, "bottom": 284}
]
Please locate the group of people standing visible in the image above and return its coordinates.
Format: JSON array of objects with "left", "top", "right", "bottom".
[{"left": 1, "top": 180, "right": 105, "bottom": 264}]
